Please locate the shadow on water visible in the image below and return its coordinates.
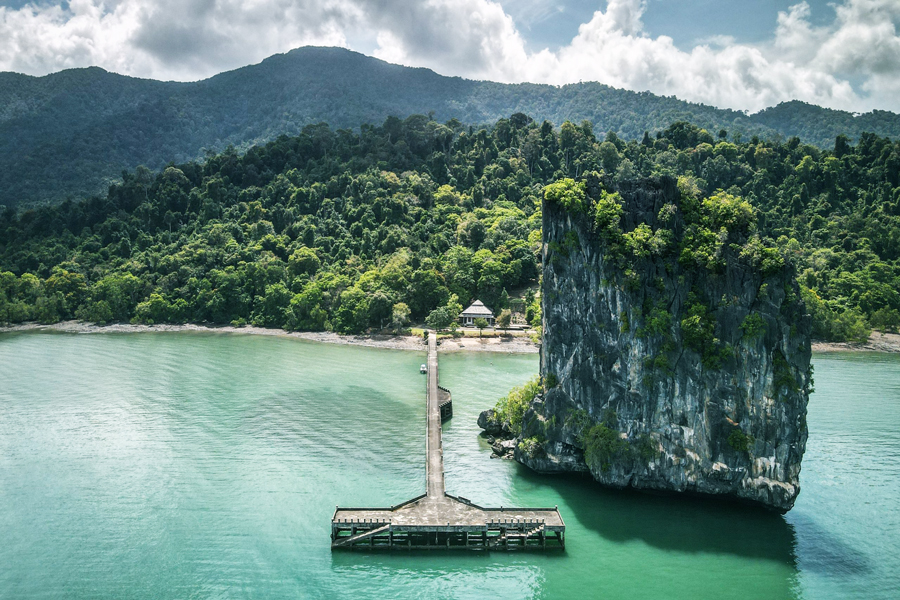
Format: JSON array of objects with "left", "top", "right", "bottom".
[
  {"left": 787, "top": 512, "right": 872, "bottom": 577},
  {"left": 514, "top": 465, "right": 800, "bottom": 565},
  {"left": 328, "top": 547, "right": 556, "bottom": 567},
  {"left": 518, "top": 465, "right": 874, "bottom": 579},
  {"left": 327, "top": 464, "right": 799, "bottom": 564}
]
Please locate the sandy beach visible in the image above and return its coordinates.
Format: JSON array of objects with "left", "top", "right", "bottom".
[
  {"left": 811, "top": 331, "right": 900, "bottom": 353},
  {"left": 5, "top": 320, "right": 899, "bottom": 354},
  {"left": 1, "top": 321, "right": 540, "bottom": 354}
]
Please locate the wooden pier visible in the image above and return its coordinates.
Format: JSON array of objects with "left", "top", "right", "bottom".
[{"left": 331, "top": 332, "right": 565, "bottom": 551}]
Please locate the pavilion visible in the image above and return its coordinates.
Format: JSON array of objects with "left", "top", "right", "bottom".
[{"left": 459, "top": 300, "right": 495, "bottom": 327}]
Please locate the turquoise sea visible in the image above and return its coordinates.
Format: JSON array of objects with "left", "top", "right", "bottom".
[{"left": 0, "top": 331, "right": 898, "bottom": 599}]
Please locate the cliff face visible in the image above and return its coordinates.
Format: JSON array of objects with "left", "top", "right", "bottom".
[{"left": 517, "top": 175, "right": 811, "bottom": 511}]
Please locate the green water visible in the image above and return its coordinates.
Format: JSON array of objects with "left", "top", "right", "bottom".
[{"left": 0, "top": 332, "right": 898, "bottom": 599}]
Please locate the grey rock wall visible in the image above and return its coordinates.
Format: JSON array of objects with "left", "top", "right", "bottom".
[{"left": 517, "top": 176, "right": 811, "bottom": 511}]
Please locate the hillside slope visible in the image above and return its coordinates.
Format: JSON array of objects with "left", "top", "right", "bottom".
[{"left": 1, "top": 116, "right": 897, "bottom": 342}]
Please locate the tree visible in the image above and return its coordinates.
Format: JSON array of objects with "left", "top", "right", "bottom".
[
  {"left": 599, "top": 141, "right": 621, "bottom": 172},
  {"left": 476, "top": 258, "right": 505, "bottom": 309},
  {"left": 426, "top": 307, "right": 453, "bottom": 331},
  {"left": 407, "top": 269, "right": 450, "bottom": 319},
  {"left": 252, "top": 282, "right": 292, "bottom": 328},
  {"left": 91, "top": 272, "right": 145, "bottom": 322},
  {"left": 333, "top": 287, "right": 370, "bottom": 334},
  {"left": 44, "top": 268, "right": 87, "bottom": 317},
  {"left": 368, "top": 291, "right": 393, "bottom": 329},
  {"left": 456, "top": 218, "right": 485, "bottom": 249},
  {"left": 498, "top": 288, "right": 509, "bottom": 310},
  {"left": 445, "top": 294, "right": 463, "bottom": 322},
  {"left": 496, "top": 309, "right": 512, "bottom": 330},
  {"left": 134, "top": 293, "right": 172, "bottom": 324},
  {"left": 544, "top": 178, "right": 588, "bottom": 214},
  {"left": 288, "top": 246, "right": 320, "bottom": 276},
  {"left": 474, "top": 317, "right": 489, "bottom": 337},
  {"left": 391, "top": 302, "right": 411, "bottom": 332},
  {"left": 286, "top": 283, "right": 328, "bottom": 331}
]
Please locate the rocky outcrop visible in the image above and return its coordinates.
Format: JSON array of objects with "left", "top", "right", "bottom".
[
  {"left": 476, "top": 408, "right": 507, "bottom": 436},
  {"left": 516, "top": 174, "right": 811, "bottom": 511}
]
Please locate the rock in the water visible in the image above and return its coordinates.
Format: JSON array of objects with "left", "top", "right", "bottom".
[
  {"left": 518, "top": 175, "right": 811, "bottom": 512},
  {"left": 477, "top": 408, "right": 505, "bottom": 436},
  {"left": 491, "top": 438, "right": 517, "bottom": 458}
]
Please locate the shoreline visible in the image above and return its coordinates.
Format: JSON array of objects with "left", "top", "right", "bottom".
[
  {"left": 4, "top": 321, "right": 899, "bottom": 354},
  {"left": 811, "top": 331, "right": 900, "bottom": 354},
  {"left": 0, "top": 321, "right": 540, "bottom": 354}
]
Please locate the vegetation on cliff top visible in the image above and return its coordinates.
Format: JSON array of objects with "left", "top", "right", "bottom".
[
  {"left": 493, "top": 376, "right": 543, "bottom": 437},
  {"left": 2, "top": 114, "right": 899, "bottom": 344}
]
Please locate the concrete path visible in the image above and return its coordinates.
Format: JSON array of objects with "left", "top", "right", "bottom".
[{"left": 425, "top": 332, "right": 444, "bottom": 498}]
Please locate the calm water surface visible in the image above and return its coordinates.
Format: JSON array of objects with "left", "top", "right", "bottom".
[{"left": 0, "top": 331, "right": 898, "bottom": 599}]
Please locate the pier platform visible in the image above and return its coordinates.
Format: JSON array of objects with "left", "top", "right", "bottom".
[
  {"left": 331, "top": 332, "right": 565, "bottom": 551},
  {"left": 331, "top": 495, "right": 565, "bottom": 550}
]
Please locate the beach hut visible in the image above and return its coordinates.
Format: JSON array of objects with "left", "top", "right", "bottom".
[{"left": 459, "top": 300, "right": 495, "bottom": 327}]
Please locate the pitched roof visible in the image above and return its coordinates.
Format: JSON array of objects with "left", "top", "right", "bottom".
[{"left": 460, "top": 300, "right": 494, "bottom": 317}]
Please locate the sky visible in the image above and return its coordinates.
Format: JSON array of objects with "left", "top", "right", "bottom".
[{"left": 0, "top": 0, "right": 898, "bottom": 114}]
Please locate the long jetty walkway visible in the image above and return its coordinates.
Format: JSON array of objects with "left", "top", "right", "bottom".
[
  {"left": 331, "top": 333, "right": 565, "bottom": 551},
  {"left": 425, "top": 332, "right": 444, "bottom": 497}
]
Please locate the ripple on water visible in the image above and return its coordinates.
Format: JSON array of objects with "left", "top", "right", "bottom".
[{"left": 0, "top": 334, "right": 898, "bottom": 599}]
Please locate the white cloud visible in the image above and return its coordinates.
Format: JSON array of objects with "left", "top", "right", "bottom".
[
  {"left": 0, "top": 0, "right": 352, "bottom": 81},
  {"left": 369, "top": 0, "right": 535, "bottom": 82},
  {"left": 521, "top": 0, "right": 864, "bottom": 112},
  {"left": 826, "top": 1, "right": 900, "bottom": 104},
  {"left": 0, "top": 0, "right": 899, "bottom": 113}
]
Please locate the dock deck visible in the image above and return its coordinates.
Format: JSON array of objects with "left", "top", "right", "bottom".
[{"left": 331, "top": 333, "right": 565, "bottom": 551}]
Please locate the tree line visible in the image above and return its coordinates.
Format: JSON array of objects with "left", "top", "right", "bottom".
[{"left": 2, "top": 113, "right": 898, "bottom": 342}]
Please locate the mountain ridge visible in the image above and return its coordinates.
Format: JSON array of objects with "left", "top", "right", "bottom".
[{"left": 2, "top": 46, "right": 899, "bottom": 209}]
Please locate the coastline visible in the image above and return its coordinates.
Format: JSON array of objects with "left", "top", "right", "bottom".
[
  {"left": 811, "top": 331, "right": 900, "bottom": 353},
  {"left": 4, "top": 321, "right": 898, "bottom": 354},
  {"left": 0, "top": 321, "right": 540, "bottom": 354}
]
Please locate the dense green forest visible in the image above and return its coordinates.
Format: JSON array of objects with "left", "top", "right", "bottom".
[
  {"left": 2, "top": 113, "right": 898, "bottom": 342},
  {"left": 2, "top": 46, "right": 899, "bottom": 209}
]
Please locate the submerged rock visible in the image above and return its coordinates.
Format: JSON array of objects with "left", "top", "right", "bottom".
[
  {"left": 518, "top": 175, "right": 811, "bottom": 512},
  {"left": 491, "top": 438, "right": 517, "bottom": 459}
]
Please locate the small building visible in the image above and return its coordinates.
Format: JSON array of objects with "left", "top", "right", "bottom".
[{"left": 459, "top": 300, "right": 495, "bottom": 327}]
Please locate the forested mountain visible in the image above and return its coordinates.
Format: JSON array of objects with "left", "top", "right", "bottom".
[
  {"left": 2, "top": 46, "right": 899, "bottom": 209},
  {"left": 2, "top": 114, "right": 898, "bottom": 343}
]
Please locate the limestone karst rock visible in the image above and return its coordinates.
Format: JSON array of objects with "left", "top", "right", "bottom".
[{"left": 515, "top": 174, "right": 811, "bottom": 511}]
